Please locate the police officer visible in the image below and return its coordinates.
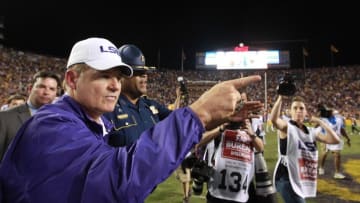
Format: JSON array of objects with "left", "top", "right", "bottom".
[{"left": 104, "top": 44, "right": 181, "bottom": 147}]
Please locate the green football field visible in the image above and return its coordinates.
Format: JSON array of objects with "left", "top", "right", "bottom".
[{"left": 145, "top": 126, "right": 360, "bottom": 203}]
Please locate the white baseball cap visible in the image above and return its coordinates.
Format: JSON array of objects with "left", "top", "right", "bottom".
[{"left": 66, "top": 37, "right": 133, "bottom": 77}]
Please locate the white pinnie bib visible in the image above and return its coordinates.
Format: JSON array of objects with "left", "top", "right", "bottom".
[
  {"left": 274, "top": 121, "right": 318, "bottom": 198},
  {"left": 208, "top": 129, "right": 255, "bottom": 202}
]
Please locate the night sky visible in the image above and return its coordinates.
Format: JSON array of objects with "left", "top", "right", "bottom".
[{"left": 2, "top": 3, "right": 359, "bottom": 70}]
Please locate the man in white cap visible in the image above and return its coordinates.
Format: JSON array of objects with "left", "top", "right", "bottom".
[{"left": 0, "top": 37, "right": 263, "bottom": 203}]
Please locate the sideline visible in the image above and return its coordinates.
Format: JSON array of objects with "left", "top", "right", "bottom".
[{"left": 316, "top": 156, "right": 360, "bottom": 202}]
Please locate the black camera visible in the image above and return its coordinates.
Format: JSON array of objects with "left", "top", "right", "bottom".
[
  {"left": 318, "top": 104, "right": 333, "bottom": 118},
  {"left": 181, "top": 153, "right": 198, "bottom": 169},
  {"left": 190, "top": 159, "right": 214, "bottom": 195},
  {"left": 277, "top": 73, "right": 296, "bottom": 96}
]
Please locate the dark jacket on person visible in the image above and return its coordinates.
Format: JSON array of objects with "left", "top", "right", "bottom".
[
  {"left": 104, "top": 94, "right": 172, "bottom": 147},
  {"left": 0, "top": 104, "right": 31, "bottom": 161}
]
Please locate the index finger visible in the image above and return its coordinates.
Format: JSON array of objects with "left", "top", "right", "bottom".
[{"left": 227, "top": 75, "right": 262, "bottom": 89}]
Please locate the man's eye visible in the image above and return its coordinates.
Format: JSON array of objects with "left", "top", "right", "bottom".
[{"left": 101, "top": 74, "right": 111, "bottom": 79}]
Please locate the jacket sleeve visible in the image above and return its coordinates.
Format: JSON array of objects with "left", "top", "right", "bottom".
[
  {"left": 0, "top": 107, "right": 204, "bottom": 203},
  {"left": 116, "top": 107, "right": 204, "bottom": 201}
]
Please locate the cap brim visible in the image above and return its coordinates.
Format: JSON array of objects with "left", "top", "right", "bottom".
[
  {"left": 118, "top": 65, "right": 133, "bottom": 77},
  {"left": 86, "top": 58, "right": 133, "bottom": 77},
  {"left": 132, "top": 65, "right": 156, "bottom": 72}
]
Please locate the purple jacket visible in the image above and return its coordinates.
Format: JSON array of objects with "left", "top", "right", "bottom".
[{"left": 0, "top": 95, "right": 203, "bottom": 203}]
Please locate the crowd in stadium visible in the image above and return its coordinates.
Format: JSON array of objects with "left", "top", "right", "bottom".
[{"left": 1, "top": 45, "right": 359, "bottom": 120}]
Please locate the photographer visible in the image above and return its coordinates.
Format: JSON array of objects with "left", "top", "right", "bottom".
[
  {"left": 177, "top": 76, "right": 189, "bottom": 106},
  {"left": 270, "top": 95, "right": 340, "bottom": 203},
  {"left": 194, "top": 93, "right": 264, "bottom": 203}
]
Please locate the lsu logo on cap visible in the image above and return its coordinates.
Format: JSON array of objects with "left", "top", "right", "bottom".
[{"left": 100, "top": 46, "right": 118, "bottom": 54}]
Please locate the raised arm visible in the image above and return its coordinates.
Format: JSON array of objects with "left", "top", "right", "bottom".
[
  {"left": 269, "top": 96, "right": 288, "bottom": 137},
  {"left": 171, "top": 87, "right": 182, "bottom": 109},
  {"left": 242, "top": 119, "right": 264, "bottom": 152},
  {"left": 311, "top": 116, "right": 340, "bottom": 144},
  {"left": 197, "top": 125, "right": 223, "bottom": 148}
]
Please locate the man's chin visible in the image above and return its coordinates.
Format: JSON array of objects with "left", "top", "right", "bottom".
[
  {"left": 103, "top": 105, "right": 117, "bottom": 113},
  {"left": 136, "top": 89, "right": 146, "bottom": 95}
]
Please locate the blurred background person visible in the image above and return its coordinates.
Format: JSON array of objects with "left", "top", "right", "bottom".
[
  {"left": 7, "top": 94, "right": 26, "bottom": 109},
  {"left": 317, "top": 106, "right": 351, "bottom": 179},
  {"left": 351, "top": 117, "right": 360, "bottom": 135},
  {"left": 1, "top": 94, "right": 26, "bottom": 111},
  {"left": 0, "top": 70, "right": 61, "bottom": 161},
  {"left": 175, "top": 151, "right": 193, "bottom": 203}
]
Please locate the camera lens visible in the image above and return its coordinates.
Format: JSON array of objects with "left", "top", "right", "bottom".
[
  {"left": 192, "top": 179, "right": 204, "bottom": 195},
  {"left": 190, "top": 159, "right": 212, "bottom": 195}
]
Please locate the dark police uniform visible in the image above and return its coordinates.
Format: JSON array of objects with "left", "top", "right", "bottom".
[{"left": 104, "top": 94, "right": 172, "bottom": 147}]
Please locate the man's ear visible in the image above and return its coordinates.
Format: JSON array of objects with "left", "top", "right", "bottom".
[{"left": 65, "top": 70, "right": 78, "bottom": 90}]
